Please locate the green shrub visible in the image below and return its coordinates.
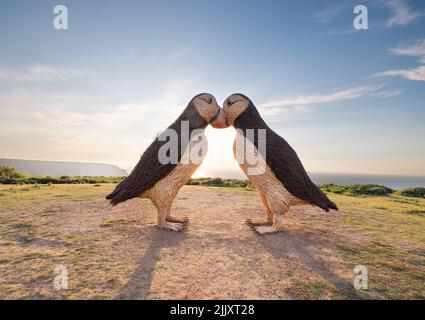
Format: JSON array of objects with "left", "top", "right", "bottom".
[
  {"left": 0, "top": 165, "right": 25, "bottom": 179},
  {"left": 320, "top": 184, "right": 346, "bottom": 194},
  {"left": 396, "top": 187, "right": 425, "bottom": 198},
  {"left": 206, "top": 178, "right": 224, "bottom": 186},
  {"left": 186, "top": 177, "right": 252, "bottom": 188},
  {"left": 320, "top": 184, "right": 393, "bottom": 196},
  {"left": 186, "top": 179, "right": 199, "bottom": 185},
  {"left": 0, "top": 175, "right": 125, "bottom": 185}
]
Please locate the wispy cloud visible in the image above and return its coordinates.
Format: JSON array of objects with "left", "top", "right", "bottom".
[
  {"left": 389, "top": 39, "right": 425, "bottom": 62},
  {"left": 258, "top": 85, "right": 397, "bottom": 117},
  {"left": 374, "top": 39, "right": 425, "bottom": 81},
  {"left": 0, "top": 64, "right": 84, "bottom": 82},
  {"left": 313, "top": 0, "right": 355, "bottom": 23},
  {"left": 372, "top": 89, "right": 402, "bottom": 97},
  {"left": 374, "top": 66, "right": 425, "bottom": 81},
  {"left": 384, "top": 0, "right": 421, "bottom": 28},
  {"left": 327, "top": 28, "right": 360, "bottom": 35},
  {"left": 260, "top": 86, "right": 373, "bottom": 109}
]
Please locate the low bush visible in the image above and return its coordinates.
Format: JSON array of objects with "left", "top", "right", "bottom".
[
  {"left": 395, "top": 187, "right": 425, "bottom": 198},
  {"left": 0, "top": 176, "right": 125, "bottom": 185},
  {"left": 0, "top": 165, "right": 25, "bottom": 179},
  {"left": 320, "top": 184, "right": 394, "bottom": 196},
  {"left": 187, "top": 178, "right": 252, "bottom": 188}
]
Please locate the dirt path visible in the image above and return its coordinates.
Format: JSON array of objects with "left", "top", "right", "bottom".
[
  {"left": 111, "top": 188, "right": 360, "bottom": 300},
  {"left": 1, "top": 184, "right": 424, "bottom": 299}
]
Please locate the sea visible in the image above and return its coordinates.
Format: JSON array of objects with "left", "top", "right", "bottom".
[
  {"left": 197, "top": 169, "right": 425, "bottom": 189},
  {"left": 309, "top": 172, "right": 425, "bottom": 189}
]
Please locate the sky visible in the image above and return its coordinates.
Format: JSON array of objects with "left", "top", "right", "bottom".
[{"left": 0, "top": 0, "right": 424, "bottom": 177}]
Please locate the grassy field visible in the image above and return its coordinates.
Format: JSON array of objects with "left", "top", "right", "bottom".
[{"left": 0, "top": 183, "right": 424, "bottom": 299}]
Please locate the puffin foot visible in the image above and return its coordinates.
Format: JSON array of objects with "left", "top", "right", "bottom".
[
  {"left": 252, "top": 225, "right": 281, "bottom": 235},
  {"left": 157, "top": 221, "right": 186, "bottom": 232},
  {"left": 246, "top": 218, "right": 273, "bottom": 227},
  {"left": 166, "top": 216, "right": 189, "bottom": 224}
]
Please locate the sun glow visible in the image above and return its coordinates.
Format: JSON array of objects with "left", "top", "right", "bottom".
[{"left": 192, "top": 126, "right": 244, "bottom": 178}]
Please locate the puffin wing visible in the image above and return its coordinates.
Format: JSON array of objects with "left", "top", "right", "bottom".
[
  {"left": 265, "top": 130, "right": 338, "bottom": 211},
  {"left": 106, "top": 138, "right": 178, "bottom": 205}
]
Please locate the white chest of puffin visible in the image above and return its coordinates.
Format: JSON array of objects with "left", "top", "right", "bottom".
[
  {"left": 106, "top": 93, "right": 227, "bottom": 232},
  {"left": 223, "top": 93, "right": 338, "bottom": 234}
]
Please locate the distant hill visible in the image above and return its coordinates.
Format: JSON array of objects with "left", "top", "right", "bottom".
[{"left": 0, "top": 159, "right": 127, "bottom": 177}]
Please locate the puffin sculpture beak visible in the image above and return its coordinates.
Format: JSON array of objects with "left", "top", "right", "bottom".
[{"left": 210, "top": 107, "right": 228, "bottom": 128}]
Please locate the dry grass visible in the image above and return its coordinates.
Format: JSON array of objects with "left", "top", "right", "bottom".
[{"left": 0, "top": 184, "right": 424, "bottom": 299}]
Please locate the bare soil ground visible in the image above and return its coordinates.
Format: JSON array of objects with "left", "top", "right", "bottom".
[{"left": 0, "top": 184, "right": 424, "bottom": 299}]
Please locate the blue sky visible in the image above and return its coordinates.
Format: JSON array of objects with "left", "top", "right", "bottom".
[{"left": 0, "top": 0, "right": 424, "bottom": 176}]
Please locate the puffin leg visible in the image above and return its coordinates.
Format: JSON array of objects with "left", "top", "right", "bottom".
[
  {"left": 245, "top": 218, "right": 272, "bottom": 227},
  {"left": 157, "top": 207, "right": 185, "bottom": 232},
  {"left": 167, "top": 217, "right": 190, "bottom": 224},
  {"left": 253, "top": 213, "right": 285, "bottom": 235},
  {"left": 165, "top": 208, "right": 189, "bottom": 225},
  {"left": 246, "top": 192, "right": 273, "bottom": 226}
]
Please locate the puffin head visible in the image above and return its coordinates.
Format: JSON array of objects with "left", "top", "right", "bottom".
[
  {"left": 192, "top": 93, "right": 227, "bottom": 129},
  {"left": 222, "top": 93, "right": 251, "bottom": 126}
]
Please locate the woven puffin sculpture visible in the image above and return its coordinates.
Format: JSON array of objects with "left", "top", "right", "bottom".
[
  {"left": 222, "top": 93, "right": 338, "bottom": 234},
  {"left": 106, "top": 93, "right": 226, "bottom": 231}
]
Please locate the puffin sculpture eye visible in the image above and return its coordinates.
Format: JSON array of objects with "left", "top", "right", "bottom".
[
  {"left": 227, "top": 98, "right": 244, "bottom": 107},
  {"left": 200, "top": 96, "right": 212, "bottom": 104}
]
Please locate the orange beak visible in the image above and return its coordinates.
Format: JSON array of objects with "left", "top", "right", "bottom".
[{"left": 210, "top": 108, "right": 228, "bottom": 128}]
